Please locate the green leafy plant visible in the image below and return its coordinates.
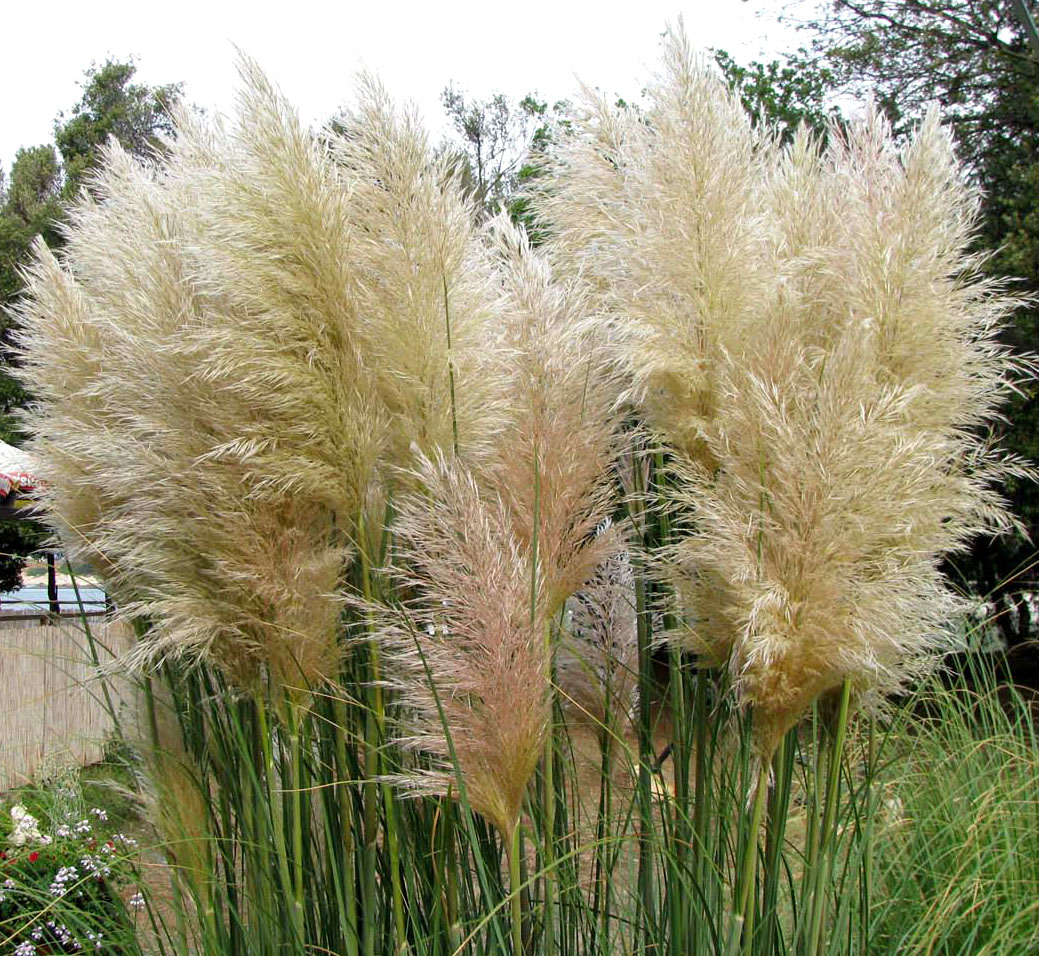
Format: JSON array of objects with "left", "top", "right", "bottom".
[{"left": 0, "top": 784, "right": 145, "bottom": 955}]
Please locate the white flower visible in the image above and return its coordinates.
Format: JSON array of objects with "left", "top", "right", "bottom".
[
  {"left": 14, "top": 942, "right": 36, "bottom": 955},
  {"left": 80, "top": 854, "right": 112, "bottom": 878},
  {"left": 128, "top": 892, "right": 146, "bottom": 908},
  {"left": 10, "top": 806, "right": 36, "bottom": 826},
  {"left": 9, "top": 806, "right": 45, "bottom": 846},
  {"left": 89, "top": 808, "right": 107, "bottom": 821},
  {"left": 49, "top": 865, "right": 79, "bottom": 897}
]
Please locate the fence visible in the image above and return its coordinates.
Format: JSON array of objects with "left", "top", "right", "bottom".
[
  {"left": 0, "top": 587, "right": 110, "bottom": 625},
  {"left": 0, "top": 619, "right": 133, "bottom": 792}
]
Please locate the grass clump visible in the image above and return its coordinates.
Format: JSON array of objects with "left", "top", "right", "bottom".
[
  {"left": 6, "top": 19, "right": 1037, "bottom": 956},
  {"left": 868, "top": 659, "right": 1039, "bottom": 955}
]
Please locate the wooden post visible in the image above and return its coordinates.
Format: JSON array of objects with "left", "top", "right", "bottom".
[{"left": 47, "top": 551, "right": 59, "bottom": 619}]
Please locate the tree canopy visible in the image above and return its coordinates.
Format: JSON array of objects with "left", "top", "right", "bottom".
[
  {"left": 54, "top": 59, "right": 181, "bottom": 197},
  {"left": 439, "top": 85, "right": 566, "bottom": 218}
]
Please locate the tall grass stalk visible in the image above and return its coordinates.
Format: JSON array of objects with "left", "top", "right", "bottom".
[{"left": 806, "top": 679, "right": 853, "bottom": 956}]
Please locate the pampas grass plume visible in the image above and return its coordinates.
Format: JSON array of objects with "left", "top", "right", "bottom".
[
  {"left": 536, "top": 23, "right": 1032, "bottom": 754},
  {"left": 484, "top": 217, "right": 623, "bottom": 616},
  {"left": 380, "top": 454, "right": 549, "bottom": 840},
  {"left": 12, "top": 58, "right": 502, "bottom": 692}
]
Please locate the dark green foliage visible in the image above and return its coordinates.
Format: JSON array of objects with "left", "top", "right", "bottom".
[
  {"left": 0, "top": 149, "right": 61, "bottom": 585},
  {"left": 54, "top": 59, "right": 182, "bottom": 198},
  {"left": 508, "top": 95, "right": 576, "bottom": 242},
  {"left": 0, "top": 520, "right": 45, "bottom": 593},
  {"left": 713, "top": 49, "right": 840, "bottom": 142},
  {"left": 797, "top": 1, "right": 1031, "bottom": 165},
  {"left": 0, "top": 145, "right": 64, "bottom": 440}
]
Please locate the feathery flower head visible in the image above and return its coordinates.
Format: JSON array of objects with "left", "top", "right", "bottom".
[
  {"left": 12, "top": 58, "right": 501, "bottom": 691},
  {"left": 535, "top": 23, "right": 1032, "bottom": 754},
  {"left": 483, "top": 216, "right": 624, "bottom": 617},
  {"left": 380, "top": 454, "right": 549, "bottom": 839}
]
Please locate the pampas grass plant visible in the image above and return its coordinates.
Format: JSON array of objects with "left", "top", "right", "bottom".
[
  {"left": 8, "top": 24, "right": 1035, "bottom": 956},
  {"left": 374, "top": 218, "right": 625, "bottom": 951},
  {"left": 533, "top": 20, "right": 1032, "bottom": 952},
  {"left": 378, "top": 455, "right": 550, "bottom": 955}
]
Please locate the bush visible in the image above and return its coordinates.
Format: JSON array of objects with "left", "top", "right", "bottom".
[{"left": 0, "top": 779, "right": 144, "bottom": 955}]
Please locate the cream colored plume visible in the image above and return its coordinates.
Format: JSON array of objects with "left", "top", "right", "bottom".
[
  {"left": 12, "top": 58, "right": 500, "bottom": 690},
  {"left": 535, "top": 23, "right": 1031, "bottom": 754},
  {"left": 377, "top": 220, "right": 625, "bottom": 833},
  {"left": 483, "top": 216, "right": 624, "bottom": 617},
  {"left": 534, "top": 26, "right": 772, "bottom": 472}
]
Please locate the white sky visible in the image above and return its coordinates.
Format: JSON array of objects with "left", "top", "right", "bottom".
[{"left": 1, "top": 0, "right": 803, "bottom": 176}]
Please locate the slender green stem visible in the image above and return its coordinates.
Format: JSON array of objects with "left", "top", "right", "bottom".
[
  {"left": 860, "top": 717, "right": 877, "bottom": 956},
  {"left": 361, "top": 645, "right": 379, "bottom": 955},
  {"left": 508, "top": 825, "right": 524, "bottom": 956},
  {"left": 334, "top": 701, "right": 360, "bottom": 956},
  {"left": 529, "top": 446, "right": 556, "bottom": 955},
  {"left": 361, "top": 720, "right": 378, "bottom": 956},
  {"left": 691, "top": 667, "right": 714, "bottom": 952},
  {"left": 443, "top": 797, "right": 462, "bottom": 952},
  {"left": 807, "top": 679, "right": 853, "bottom": 956},
  {"left": 761, "top": 731, "right": 795, "bottom": 956},
  {"left": 289, "top": 711, "right": 306, "bottom": 941},
  {"left": 383, "top": 775, "right": 408, "bottom": 953},
  {"left": 256, "top": 694, "right": 303, "bottom": 947},
  {"left": 593, "top": 664, "right": 615, "bottom": 954},
  {"left": 542, "top": 620, "right": 557, "bottom": 956},
  {"left": 359, "top": 511, "right": 408, "bottom": 954},
  {"left": 738, "top": 754, "right": 772, "bottom": 955},
  {"left": 630, "top": 450, "right": 657, "bottom": 946},
  {"left": 67, "top": 561, "right": 124, "bottom": 740},
  {"left": 795, "top": 705, "right": 823, "bottom": 955}
]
